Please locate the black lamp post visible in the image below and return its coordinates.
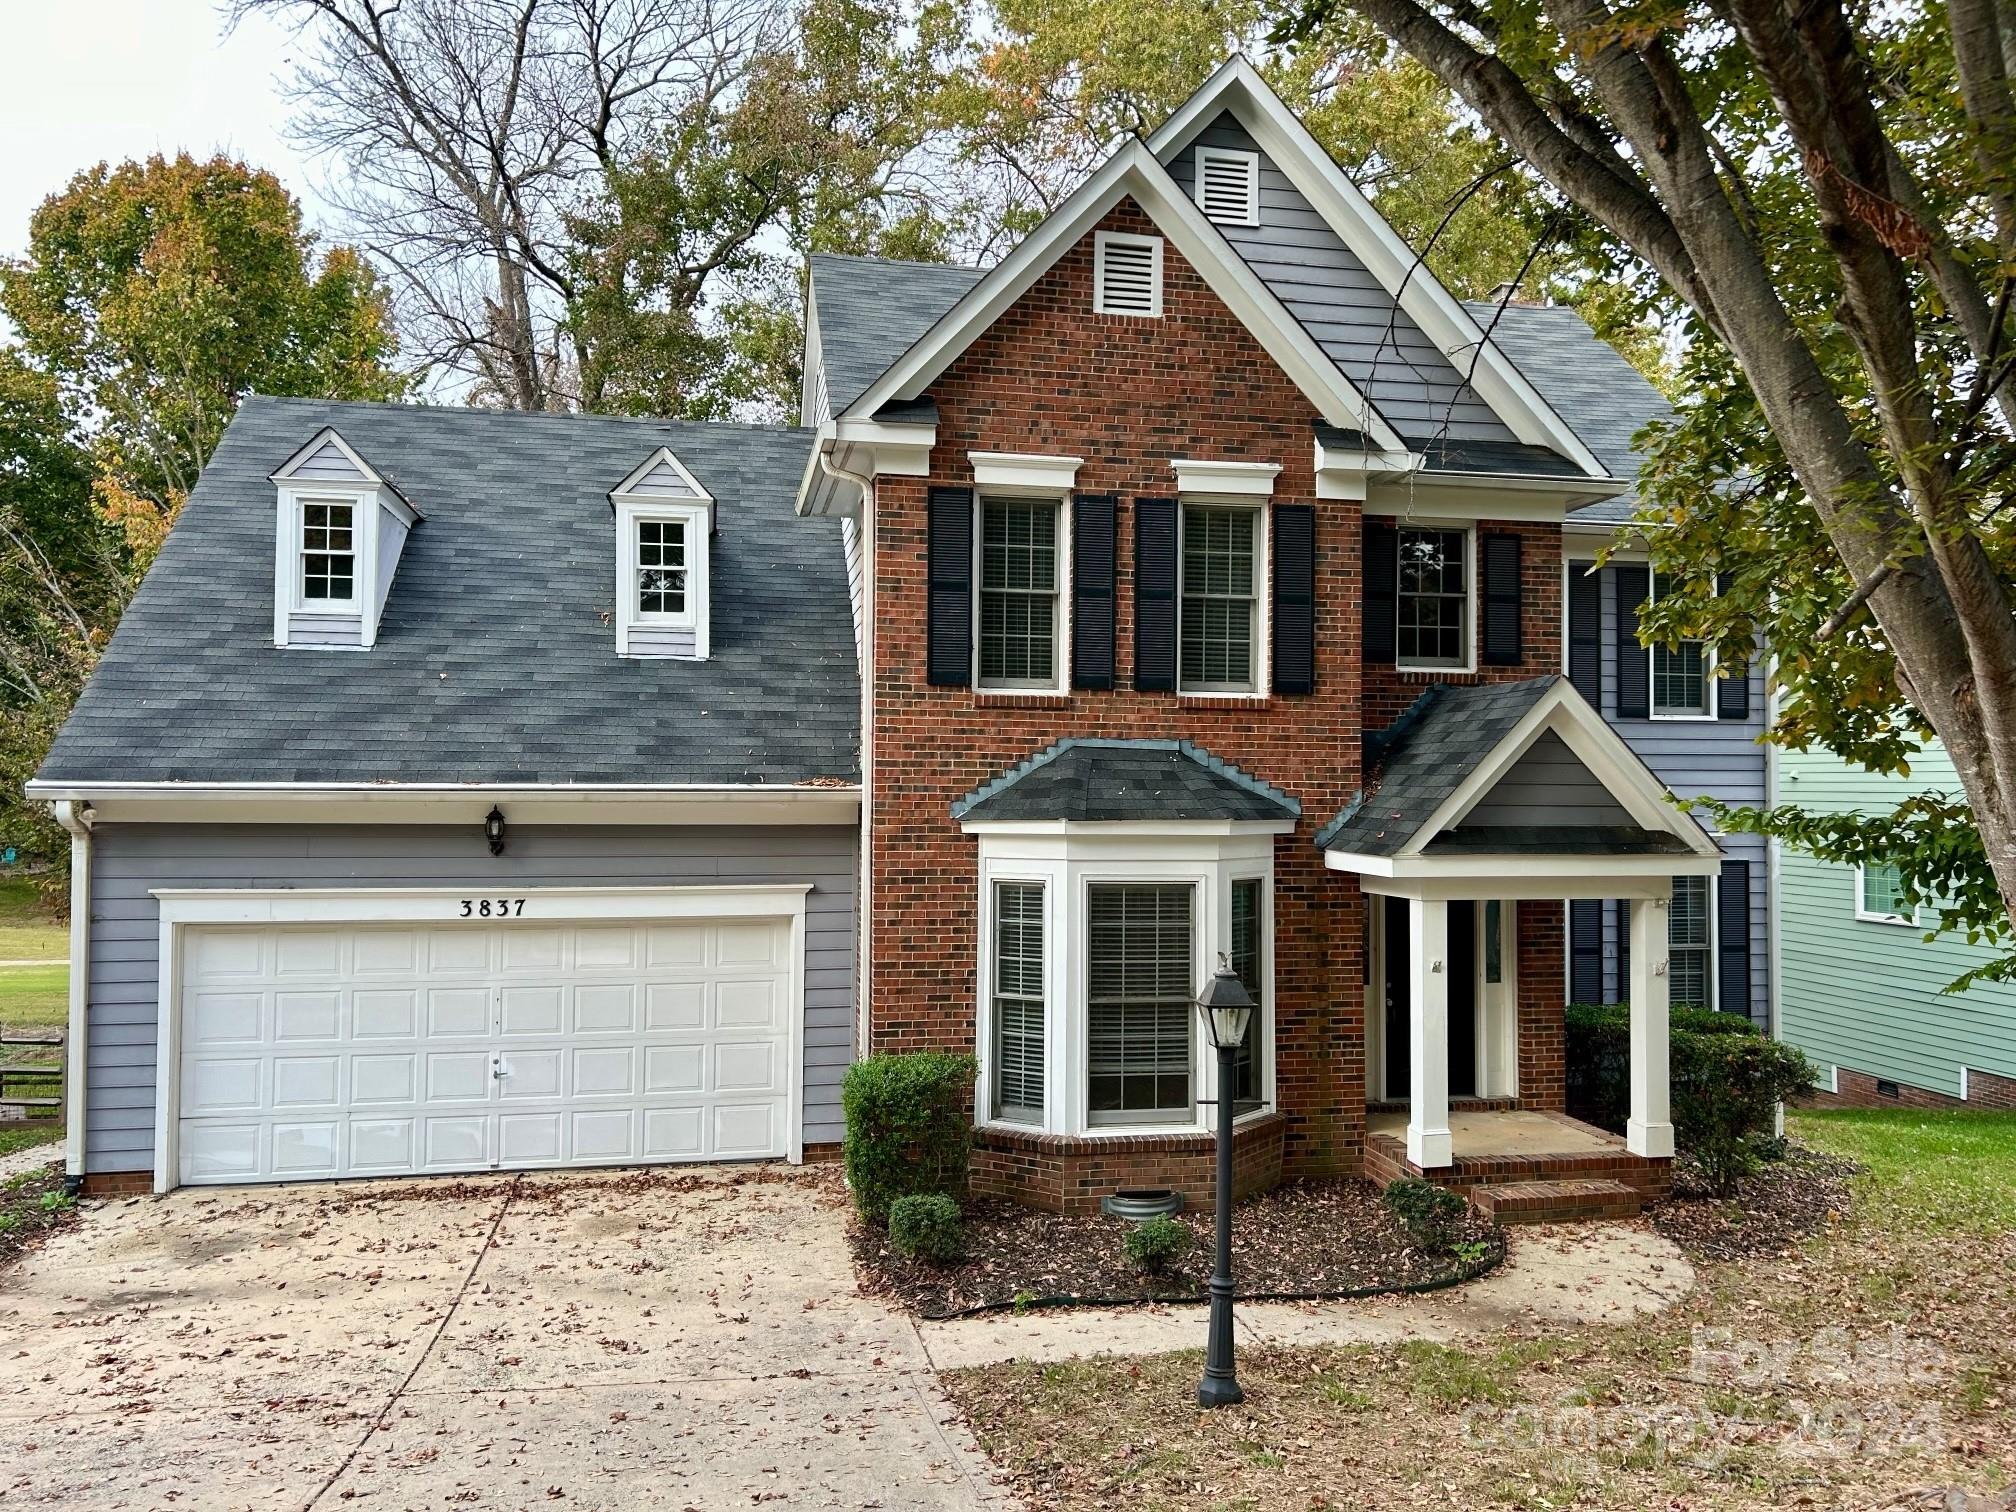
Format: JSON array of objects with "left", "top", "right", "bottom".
[{"left": 1196, "top": 953, "right": 1255, "bottom": 1409}]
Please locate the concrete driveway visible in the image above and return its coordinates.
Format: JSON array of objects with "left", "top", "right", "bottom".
[{"left": 0, "top": 1166, "right": 1010, "bottom": 1510}]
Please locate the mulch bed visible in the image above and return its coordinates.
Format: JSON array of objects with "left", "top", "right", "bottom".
[
  {"left": 1649, "top": 1141, "right": 1858, "bottom": 1262},
  {"left": 0, "top": 1160, "right": 77, "bottom": 1277},
  {"left": 853, "top": 1178, "right": 1504, "bottom": 1319}
]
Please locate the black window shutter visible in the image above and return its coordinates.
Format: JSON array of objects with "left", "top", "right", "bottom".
[
  {"left": 1614, "top": 562, "right": 1650, "bottom": 719},
  {"left": 1071, "top": 493, "right": 1117, "bottom": 690},
  {"left": 1364, "top": 521, "right": 1398, "bottom": 664},
  {"left": 1567, "top": 564, "right": 1602, "bottom": 708},
  {"left": 925, "top": 486, "right": 973, "bottom": 687},
  {"left": 1133, "top": 497, "right": 1178, "bottom": 691},
  {"left": 1717, "top": 860, "right": 1752, "bottom": 1019},
  {"left": 1714, "top": 575, "right": 1751, "bottom": 720},
  {"left": 1614, "top": 898, "right": 1629, "bottom": 1005},
  {"left": 1271, "top": 504, "right": 1316, "bottom": 695},
  {"left": 1569, "top": 899, "right": 1602, "bottom": 1004},
  {"left": 1480, "top": 532, "right": 1523, "bottom": 666}
]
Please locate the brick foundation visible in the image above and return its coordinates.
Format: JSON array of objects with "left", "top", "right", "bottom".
[
  {"left": 971, "top": 1113, "right": 1288, "bottom": 1214},
  {"left": 80, "top": 1170, "right": 150, "bottom": 1197},
  {"left": 801, "top": 1142, "right": 844, "bottom": 1166},
  {"left": 1801, "top": 1063, "right": 2016, "bottom": 1112}
]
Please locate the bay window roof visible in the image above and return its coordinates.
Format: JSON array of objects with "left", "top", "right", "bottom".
[{"left": 954, "top": 738, "right": 1299, "bottom": 826}]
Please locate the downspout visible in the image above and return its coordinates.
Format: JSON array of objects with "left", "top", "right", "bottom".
[
  {"left": 817, "top": 438, "right": 877, "bottom": 1062},
  {"left": 52, "top": 800, "right": 93, "bottom": 1196}
]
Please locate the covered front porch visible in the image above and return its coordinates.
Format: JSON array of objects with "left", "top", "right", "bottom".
[{"left": 1319, "top": 677, "right": 1725, "bottom": 1196}]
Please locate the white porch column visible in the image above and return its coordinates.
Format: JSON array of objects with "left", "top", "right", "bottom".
[
  {"left": 1407, "top": 896, "right": 1453, "bottom": 1169},
  {"left": 1626, "top": 893, "right": 1675, "bottom": 1157}
]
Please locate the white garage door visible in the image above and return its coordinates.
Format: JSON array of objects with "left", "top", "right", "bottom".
[{"left": 175, "top": 914, "right": 793, "bottom": 1185}]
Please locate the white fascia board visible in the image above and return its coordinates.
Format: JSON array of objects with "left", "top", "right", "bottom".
[
  {"left": 26, "top": 781, "right": 861, "bottom": 828},
  {"left": 1362, "top": 480, "right": 1587, "bottom": 524},
  {"left": 958, "top": 817, "right": 1298, "bottom": 838},
  {"left": 610, "top": 446, "right": 716, "bottom": 504},
  {"left": 1338, "top": 856, "right": 1712, "bottom": 898},
  {"left": 152, "top": 882, "right": 813, "bottom": 928},
  {"left": 270, "top": 427, "right": 381, "bottom": 487},
  {"left": 970, "top": 451, "right": 1083, "bottom": 494},
  {"left": 843, "top": 140, "right": 1405, "bottom": 451},
  {"left": 1172, "top": 458, "right": 1280, "bottom": 497},
  {"left": 1148, "top": 60, "right": 1608, "bottom": 478}
]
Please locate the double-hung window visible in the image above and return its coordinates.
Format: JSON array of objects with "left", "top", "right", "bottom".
[
  {"left": 635, "top": 518, "right": 688, "bottom": 618},
  {"left": 300, "top": 500, "right": 356, "bottom": 605},
  {"left": 1180, "top": 504, "right": 1259, "bottom": 692},
  {"left": 1087, "top": 883, "right": 1195, "bottom": 1124},
  {"left": 1229, "top": 877, "right": 1264, "bottom": 1111},
  {"left": 992, "top": 881, "right": 1047, "bottom": 1122},
  {"left": 978, "top": 498, "right": 1061, "bottom": 687},
  {"left": 1857, "top": 861, "right": 1916, "bottom": 925},
  {"left": 1668, "top": 874, "right": 1712, "bottom": 1008},
  {"left": 1396, "top": 527, "right": 1469, "bottom": 669},
  {"left": 1650, "top": 573, "right": 1712, "bottom": 717}
]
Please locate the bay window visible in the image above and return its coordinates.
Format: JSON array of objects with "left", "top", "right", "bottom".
[
  {"left": 1087, "top": 884, "right": 1196, "bottom": 1123},
  {"left": 992, "top": 881, "right": 1047, "bottom": 1122},
  {"left": 1229, "top": 877, "right": 1264, "bottom": 1111}
]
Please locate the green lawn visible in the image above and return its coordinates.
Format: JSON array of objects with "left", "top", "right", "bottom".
[
  {"left": 0, "top": 965, "right": 67, "bottom": 1039},
  {"left": 1789, "top": 1104, "right": 2016, "bottom": 1235},
  {"left": 0, "top": 879, "right": 65, "bottom": 961},
  {"left": 0, "top": 1123, "right": 63, "bottom": 1161}
]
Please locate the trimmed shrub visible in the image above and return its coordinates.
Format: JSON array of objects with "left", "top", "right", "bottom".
[
  {"left": 842, "top": 1051, "right": 978, "bottom": 1224},
  {"left": 1671, "top": 1034, "right": 1817, "bottom": 1195},
  {"left": 1384, "top": 1177, "right": 1470, "bottom": 1253},
  {"left": 1122, "top": 1214, "right": 1193, "bottom": 1275},
  {"left": 1565, "top": 1002, "right": 1757, "bottom": 1132},
  {"left": 888, "top": 1193, "right": 964, "bottom": 1263}
]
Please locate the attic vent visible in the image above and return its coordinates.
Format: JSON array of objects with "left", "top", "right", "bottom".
[
  {"left": 1195, "top": 147, "right": 1260, "bottom": 226},
  {"left": 1093, "top": 232, "right": 1163, "bottom": 318}
]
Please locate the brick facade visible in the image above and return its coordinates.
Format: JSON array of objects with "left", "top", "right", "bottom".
[
  {"left": 1516, "top": 900, "right": 1567, "bottom": 1111},
  {"left": 1802, "top": 1063, "right": 2016, "bottom": 1111},
  {"left": 972, "top": 1114, "right": 1287, "bottom": 1214}
]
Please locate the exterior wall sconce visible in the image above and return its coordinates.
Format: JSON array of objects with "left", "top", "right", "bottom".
[{"left": 485, "top": 806, "right": 507, "bottom": 856}]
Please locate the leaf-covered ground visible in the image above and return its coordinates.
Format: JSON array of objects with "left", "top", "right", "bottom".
[{"left": 942, "top": 1110, "right": 2016, "bottom": 1511}]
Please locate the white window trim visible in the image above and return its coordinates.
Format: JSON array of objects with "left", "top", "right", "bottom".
[
  {"left": 1854, "top": 862, "right": 1920, "bottom": 927},
  {"left": 972, "top": 830, "right": 1277, "bottom": 1140},
  {"left": 1647, "top": 574, "right": 1718, "bottom": 721},
  {"left": 1092, "top": 230, "right": 1164, "bottom": 318},
  {"left": 973, "top": 491, "right": 1072, "bottom": 695},
  {"left": 1668, "top": 872, "right": 1718, "bottom": 1012},
  {"left": 1194, "top": 145, "right": 1262, "bottom": 227},
  {"left": 1395, "top": 522, "right": 1477, "bottom": 675},
  {"left": 614, "top": 497, "right": 711, "bottom": 658},
  {"left": 1176, "top": 496, "right": 1271, "bottom": 698},
  {"left": 273, "top": 482, "right": 382, "bottom": 648}
]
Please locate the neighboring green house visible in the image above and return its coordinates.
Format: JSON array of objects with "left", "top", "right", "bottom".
[{"left": 1775, "top": 743, "right": 2016, "bottom": 1108}]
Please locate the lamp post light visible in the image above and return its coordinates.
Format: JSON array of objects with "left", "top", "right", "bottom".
[{"left": 1196, "top": 954, "right": 1255, "bottom": 1410}]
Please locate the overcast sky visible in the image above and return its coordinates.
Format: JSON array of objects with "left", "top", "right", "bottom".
[{"left": 1, "top": 1, "right": 334, "bottom": 261}]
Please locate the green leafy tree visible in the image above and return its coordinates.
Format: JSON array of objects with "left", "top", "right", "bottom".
[{"left": 1280, "top": 0, "right": 2016, "bottom": 975}]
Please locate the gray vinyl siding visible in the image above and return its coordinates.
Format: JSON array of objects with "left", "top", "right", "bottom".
[
  {"left": 81, "top": 822, "right": 857, "bottom": 1174},
  {"left": 625, "top": 625, "right": 700, "bottom": 657},
  {"left": 1162, "top": 113, "right": 1516, "bottom": 443},
  {"left": 1461, "top": 729, "right": 1635, "bottom": 828},
  {"left": 1572, "top": 559, "right": 1771, "bottom": 1018},
  {"left": 373, "top": 508, "right": 409, "bottom": 625},
  {"left": 286, "top": 613, "right": 365, "bottom": 648},
  {"left": 288, "top": 440, "right": 369, "bottom": 481}
]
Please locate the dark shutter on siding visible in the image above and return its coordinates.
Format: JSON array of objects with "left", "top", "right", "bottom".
[
  {"left": 1614, "top": 562, "right": 1650, "bottom": 719},
  {"left": 1364, "top": 520, "right": 1398, "bottom": 664},
  {"left": 1568, "top": 564, "right": 1602, "bottom": 708},
  {"left": 1071, "top": 492, "right": 1117, "bottom": 690},
  {"left": 1272, "top": 504, "right": 1316, "bottom": 695},
  {"left": 1569, "top": 899, "right": 1602, "bottom": 1004},
  {"left": 1614, "top": 899, "right": 1630, "bottom": 1005},
  {"left": 926, "top": 487, "right": 973, "bottom": 687},
  {"left": 1714, "top": 576, "right": 1751, "bottom": 720},
  {"left": 1133, "top": 497, "right": 1178, "bottom": 692},
  {"left": 1480, "top": 532, "right": 1523, "bottom": 666},
  {"left": 1717, "top": 860, "right": 1752, "bottom": 1019}
]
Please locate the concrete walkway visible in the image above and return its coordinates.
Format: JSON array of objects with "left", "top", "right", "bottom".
[
  {"left": 918, "top": 1222, "right": 1693, "bottom": 1370},
  {"left": 0, "top": 1140, "right": 64, "bottom": 1184},
  {"left": 0, "top": 1166, "right": 1011, "bottom": 1510}
]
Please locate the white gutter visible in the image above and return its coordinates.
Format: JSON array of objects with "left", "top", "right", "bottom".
[{"left": 52, "top": 800, "right": 92, "bottom": 1192}]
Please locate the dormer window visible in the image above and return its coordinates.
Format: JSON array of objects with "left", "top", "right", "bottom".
[
  {"left": 611, "top": 448, "right": 713, "bottom": 659},
  {"left": 269, "top": 428, "right": 417, "bottom": 650}
]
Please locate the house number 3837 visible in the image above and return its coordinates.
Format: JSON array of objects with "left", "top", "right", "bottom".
[{"left": 460, "top": 898, "right": 527, "bottom": 917}]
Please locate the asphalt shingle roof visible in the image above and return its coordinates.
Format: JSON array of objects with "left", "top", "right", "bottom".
[
  {"left": 952, "top": 740, "right": 1299, "bottom": 824},
  {"left": 809, "top": 254, "right": 983, "bottom": 416},
  {"left": 1465, "top": 302, "right": 1674, "bottom": 524},
  {"left": 1317, "top": 678, "right": 1559, "bottom": 855},
  {"left": 38, "top": 396, "right": 860, "bottom": 787}
]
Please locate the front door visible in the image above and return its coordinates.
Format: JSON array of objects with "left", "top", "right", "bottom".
[{"left": 1380, "top": 898, "right": 1480, "bottom": 1100}]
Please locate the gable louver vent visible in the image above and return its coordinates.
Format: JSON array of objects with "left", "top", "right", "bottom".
[
  {"left": 1195, "top": 147, "right": 1260, "bottom": 226},
  {"left": 1093, "top": 232, "right": 1163, "bottom": 317}
]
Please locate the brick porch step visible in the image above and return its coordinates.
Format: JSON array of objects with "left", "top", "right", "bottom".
[{"left": 1472, "top": 1178, "right": 1643, "bottom": 1225}]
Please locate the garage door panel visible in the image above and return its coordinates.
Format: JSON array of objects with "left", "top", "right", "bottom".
[{"left": 178, "top": 914, "right": 793, "bottom": 1185}]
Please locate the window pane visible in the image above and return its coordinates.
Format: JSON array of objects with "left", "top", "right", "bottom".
[
  {"left": 978, "top": 500, "right": 1059, "bottom": 685},
  {"left": 993, "top": 882, "right": 1045, "bottom": 1122},
  {"left": 637, "top": 518, "right": 687, "bottom": 615},
  {"left": 1230, "top": 878, "right": 1264, "bottom": 1109},
  {"left": 1651, "top": 574, "right": 1711, "bottom": 715},
  {"left": 1087, "top": 884, "right": 1194, "bottom": 1122},
  {"left": 1862, "top": 862, "right": 1911, "bottom": 920},
  {"left": 1180, "top": 505, "right": 1255, "bottom": 690},
  {"left": 1669, "top": 875, "right": 1711, "bottom": 1008},
  {"left": 1397, "top": 529, "right": 1468, "bottom": 667},
  {"left": 301, "top": 502, "right": 355, "bottom": 602}
]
